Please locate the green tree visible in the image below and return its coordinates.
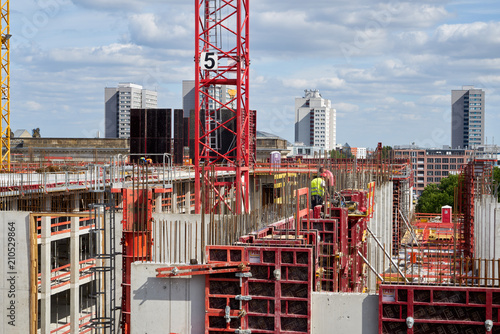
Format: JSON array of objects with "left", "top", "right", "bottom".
[
  {"left": 330, "top": 149, "right": 352, "bottom": 159},
  {"left": 493, "top": 166, "right": 500, "bottom": 201},
  {"left": 416, "top": 175, "right": 458, "bottom": 213},
  {"left": 381, "top": 146, "right": 392, "bottom": 159}
]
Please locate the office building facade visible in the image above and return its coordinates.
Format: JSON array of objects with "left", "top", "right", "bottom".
[
  {"left": 452, "top": 86, "right": 485, "bottom": 149},
  {"left": 394, "top": 146, "right": 473, "bottom": 195},
  {"left": 105, "top": 83, "right": 158, "bottom": 138},
  {"left": 294, "top": 89, "right": 336, "bottom": 151}
]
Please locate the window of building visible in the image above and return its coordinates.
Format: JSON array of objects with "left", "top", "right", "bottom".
[
  {"left": 427, "top": 158, "right": 433, "bottom": 163},
  {"left": 427, "top": 171, "right": 433, "bottom": 176},
  {"left": 450, "top": 158, "right": 456, "bottom": 163},
  {"left": 428, "top": 165, "right": 433, "bottom": 170},
  {"left": 442, "top": 165, "right": 448, "bottom": 170},
  {"left": 427, "top": 178, "right": 433, "bottom": 182},
  {"left": 435, "top": 158, "right": 441, "bottom": 163},
  {"left": 435, "top": 171, "right": 441, "bottom": 176},
  {"left": 435, "top": 165, "right": 441, "bottom": 169},
  {"left": 450, "top": 165, "right": 457, "bottom": 170},
  {"left": 442, "top": 171, "right": 449, "bottom": 176},
  {"left": 442, "top": 158, "right": 449, "bottom": 163}
]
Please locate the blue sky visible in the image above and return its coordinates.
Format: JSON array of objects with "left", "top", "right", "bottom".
[{"left": 10, "top": 0, "right": 500, "bottom": 149}]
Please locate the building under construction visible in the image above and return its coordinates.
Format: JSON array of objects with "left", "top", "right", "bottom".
[{"left": 1, "top": 144, "right": 499, "bottom": 334}]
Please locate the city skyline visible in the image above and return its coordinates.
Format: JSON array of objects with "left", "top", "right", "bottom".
[{"left": 10, "top": 0, "right": 500, "bottom": 147}]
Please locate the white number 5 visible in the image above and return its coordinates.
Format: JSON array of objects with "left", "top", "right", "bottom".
[{"left": 201, "top": 52, "right": 218, "bottom": 70}]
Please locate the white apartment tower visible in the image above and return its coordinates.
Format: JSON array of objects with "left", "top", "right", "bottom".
[
  {"left": 105, "top": 83, "right": 158, "bottom": 138},
  {"left": 294, "top": 89, "right": 336, "bottom": 151}
]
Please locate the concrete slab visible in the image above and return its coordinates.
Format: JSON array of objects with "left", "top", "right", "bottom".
[
  {"left": 311, "top": 292, "right": 378, "bottom": 334},
  {"left": 131, "top": 262, "right": 205, "bottom": 334}
]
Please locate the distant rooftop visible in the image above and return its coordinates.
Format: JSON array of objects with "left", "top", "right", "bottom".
[{"left": 256, "top": 131, "right": 292, "bottom": 145}]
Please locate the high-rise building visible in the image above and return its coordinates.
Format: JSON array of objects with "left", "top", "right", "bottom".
[
  {"left": 451, "top": 85, "right": 485, "bottom": 149},
  {"left": 182, "top": 80, "right": 231, "bottom": 118},
  {"left": 105, "top": 83, "right": 158, "bottom": 138},
  {"left": 294, "top": 89, "right": 336, "bottom": 151}
]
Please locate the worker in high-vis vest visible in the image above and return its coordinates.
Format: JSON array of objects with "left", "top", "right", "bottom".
[{"left": 310, "top": 174, "right": 326, "bottom": 208}]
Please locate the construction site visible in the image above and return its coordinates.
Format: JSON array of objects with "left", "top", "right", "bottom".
[{"left": 1, "top": 1, "right": 500, "bottom": 334}]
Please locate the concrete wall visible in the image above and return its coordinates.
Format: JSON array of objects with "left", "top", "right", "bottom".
[
  {"left": 131, "top": 262, "right": 205, "bottom": 334},
  {"left": 0, "top": 212, "right": 31, "bottom": 334},
  {"left": 366, "top": 181, "right": 393, "bottom": 292},
  {"left": 475, "top": 194, "right": 500, "bottom": 259},
  {"left": 312, "top": 292, "right": 378, "bottom": 334}
]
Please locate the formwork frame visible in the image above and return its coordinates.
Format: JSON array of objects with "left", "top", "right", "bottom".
[
  {"left": 194, "top": 0, "right": 251, "bottom": 214},
  {"left": 121, "top": 187, "right": 153, "bottom": 334},
  {"left": 457, "top": 162, "right": 475, "bottom": 258},
  {"left": 206, "top": 245, "right": 312, "bottom": 333},
  {"left": 379, "top": 284, "right": 499, "bottom": 334}
]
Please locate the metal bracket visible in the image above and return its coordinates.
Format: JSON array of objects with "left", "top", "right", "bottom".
[
  {"left": 235, "top": 295, "right": 252, "bottom": 301},
  {"left": 235, "top": 272, "right": 252, "bottom": 278},
  {"left": 235, "top": 330, "right": 251, "bottom": 334},
  {"left": 171, "top": 267, "right": 179, "bottom": 276}
]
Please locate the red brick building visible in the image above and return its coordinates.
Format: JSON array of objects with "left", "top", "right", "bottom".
[{"left": 394, "top": 147, "right": 473, "bottom": 196}]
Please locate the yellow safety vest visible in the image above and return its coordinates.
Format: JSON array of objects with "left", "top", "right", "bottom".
[{"left": 310, "top": 178, "right": 324, "bottom": 197}]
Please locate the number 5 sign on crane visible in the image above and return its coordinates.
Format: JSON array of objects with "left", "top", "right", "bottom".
[{"left": 200, "top": 52, "right": 218, "bottom": 70}]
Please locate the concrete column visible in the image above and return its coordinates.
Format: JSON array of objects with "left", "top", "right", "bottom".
[
  {"left": 9, "top": 197, "right": 18, "bottom": 210},
  {"left": 70, "top": 216, "right": 80, "bottom": 333},
  {"left": 72, "top": 193, "right": 80, "bottom": 212},
  {"left": 495, "top": 206, "right": 500, "bottom": 259},
  {"left": 40, "top": 216, "right": 51, "bottom": 334},
  {"left": 43, "top": 196, "right": 51, "bottom": 212},
  {"left": 185, "top": 184, "right": 191, "bottom": 214},
  {"left": 172, "top": 183, "right": 178, "bottom": 213},
  {"left": 155, "top": 193, "right": 163, "bottom": 213}
]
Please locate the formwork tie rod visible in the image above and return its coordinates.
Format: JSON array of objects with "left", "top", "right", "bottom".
[{"left": 156, "top": 262, "right": 250, "bottom": 278}]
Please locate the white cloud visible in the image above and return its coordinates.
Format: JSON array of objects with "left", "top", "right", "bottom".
[
  {"left": 332, "top": 103, "right": 359, "bottom": 113},
  {"left": 128, "top": 13, "right": 191, "bottom": 48},
  {"left": 25, "top": 101, "right": 42, "bottom": 111}
]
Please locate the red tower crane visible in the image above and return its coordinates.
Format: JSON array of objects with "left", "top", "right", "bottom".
[{"left": 194, "top": 0, "right": 252, "bottom": 214}]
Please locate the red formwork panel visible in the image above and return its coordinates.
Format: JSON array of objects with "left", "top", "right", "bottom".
[
  {"left": 245, "top": 246, "right": 312, "bottom": 334},
  {"left": 205, "top": 245, "right": 312, "bottom": 334},
  {"left": 301, "top": 218, "right": 340, "bottom": 292},
  {"left": 340, "top": 189, "right": 368, "bottom": 215},
  {"left": 206, "top": 245, "right": 246, "bottom": 264},
  {"left": 238, "top": 227, "right": 320, "bottom": 295},
  {"left": 347, "top": 216, "right": 368, "bottom": 293},
  {"left": 205, "top": 246, "right": 250, "bottom": 334},
  {"left": 121, "top": 188, "right": 153, "bottom": 334},
  {"left": 379, "top": 284, "right": 500, "bottom": 334}
]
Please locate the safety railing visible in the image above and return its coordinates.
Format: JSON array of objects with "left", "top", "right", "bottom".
[{"left": 38, "top": 258, "right": 96, "bottom": 291}]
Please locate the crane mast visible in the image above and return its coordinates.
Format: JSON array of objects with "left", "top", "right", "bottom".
[
  {"left": 194, "top": 0, "right": 251, "bottom": 214},
  {"left": 0, "top": 0, "right": 9, "bottom": 171}
]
